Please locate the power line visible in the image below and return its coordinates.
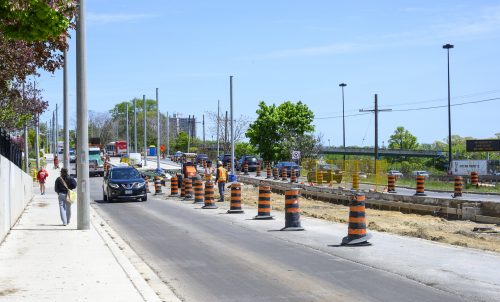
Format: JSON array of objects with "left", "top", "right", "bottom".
[
  {"left": 315, "top": 97, "right": 500, "bottom": 119},
  {"left": 392, "top": 97, "right": 500, "bottom": 112}
]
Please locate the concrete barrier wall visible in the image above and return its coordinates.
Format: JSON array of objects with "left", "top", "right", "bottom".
[{"left": 0, "top": 155, "right": 34, "bottom": 243}]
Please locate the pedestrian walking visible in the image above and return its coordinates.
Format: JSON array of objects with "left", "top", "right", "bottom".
[
  {"left": 54, "top": 168, "right": 76, "bottom": 226},
  {"left": 53, "top": 155, "right": 59, "bottom": 169},
  {"left": 215, "top": 161, "right": 228, "bottom": 202},
  {"left": 37, "top": 166, "right": 49, "bottom": 195}
]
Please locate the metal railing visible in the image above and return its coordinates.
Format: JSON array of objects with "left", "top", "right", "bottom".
[{"left": 0, "top": 128, "right": 23, "bottom": 169}]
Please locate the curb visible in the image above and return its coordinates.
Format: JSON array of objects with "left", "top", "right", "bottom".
[{"left": 90, "top": 206, "right": 181, "bottom": 302}]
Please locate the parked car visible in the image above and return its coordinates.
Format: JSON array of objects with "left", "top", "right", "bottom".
[
  {"left": 69, "top": 150, "right": 76, "bottom": 163},
  {"left": 274, "top": 161, "right": 301, "bottom": 177},
  {"left": 195, "top": 153, "right": 209, "bottom": 165},
  {"left": 306, "top": 163, "right": 343, "bottom": 183},
  {"left": 218, "top": 154, "right": 233, "bottom": 167},
  {"left": 103, "top": 165, "right": 147, "bottom": 202},
  {"left": 412, "top": 170, "right": 430, "bottom": 178},
  {"left": 236, "top": 156, "right": 259, "bottom": 171},
  {"left": 387, "top": 170, "right": 404, "bottom": 178},
  {"left": 358, "top": 171, "right": 368, "bottom": 179}
]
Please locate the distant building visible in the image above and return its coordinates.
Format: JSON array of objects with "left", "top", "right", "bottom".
[{"left": 169, "top": 113, "right": 196, "bottom": 138}]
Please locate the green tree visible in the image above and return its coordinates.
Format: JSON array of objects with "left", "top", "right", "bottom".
[
  {"left": 388, "top": 126, "right": 419, "bottom": 150},
  {"left": 246, "top": 101, "right": 315, "bottom": 162},
  {"left": 0, "top": 0, "right": 76, "bottom": 42},
  {"left": 172, "top": 132, "right": 188, "bottom": 153},
  {"left": 235, "top": 142, "right": 257, "bottom": 158}
]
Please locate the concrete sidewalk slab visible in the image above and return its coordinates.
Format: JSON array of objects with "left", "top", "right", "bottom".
[{"left": 0, "top": 162, "right": 169, "bottom": 302}]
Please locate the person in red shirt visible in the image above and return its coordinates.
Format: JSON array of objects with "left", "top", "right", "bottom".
[{"left": 37, "top": 166, "right": 49, "bottom": 195}]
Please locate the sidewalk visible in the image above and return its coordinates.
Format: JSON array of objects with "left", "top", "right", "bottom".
[{"left": 0, "top": 162, "right": 172, "bottom": 302}]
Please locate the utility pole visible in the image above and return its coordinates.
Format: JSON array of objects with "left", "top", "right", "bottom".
[
  {"left": 359, "top": 94, "right": 392, "bottom": 179},
  {"left": 35, "top": 114, "right": 40, "bottom": 171},
  {"left": 202, "top": 114, "right": 205, "bottom": 149},
  {"left": 143, "top": 94, "right": 147, "bottom": 167},
  {"left": 76, "top": 0, "right": 90, "bottom": 230},
  {"left": 224, "top": 111, "right": 228, "bottom": 153},
  {"left": 126, "top": 103, "right": 129, "bottom": 157},
  {"left": 55, "top": 103, "right": 58, "bottom": 154},
  {"left": 217, "top": 100, "right": 220, "bottom": 157},
  {"left": 156, "top": 88, "right": 160, "bottom": 172},
  {"left": 166, "top": 112, "right": 170, "bottom": 157},
  {"left": 230, "top": 75, "right": 235, "bottom": 176},
  {"left": 63, "top": 48, "right": 70, "bottom": 170},
  {"left": 133, "top": 98, "right": 137, "bottom": 153},
  {"left": 187, "top": 115, "right": 191, "bottom": 152},
  {"left": 52, "top": 111, "right": 55, "bottom": 156},
  {"left": 22, "top": 83, "right": 29, "bottom": 174},
  {"left": 46, "top": 121, "right": 50, "bottom": 154}
]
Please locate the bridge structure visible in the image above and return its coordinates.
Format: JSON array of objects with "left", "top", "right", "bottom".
[{"left": 319, "top": 147, "right": 445, "bottom": 158}]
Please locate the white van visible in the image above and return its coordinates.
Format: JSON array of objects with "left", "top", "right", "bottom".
[{"left": 129, "top": 153, "right": 143, "bottom": 167}]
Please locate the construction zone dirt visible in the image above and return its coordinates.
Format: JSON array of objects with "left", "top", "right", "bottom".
[{"left": 215, "top": 183, "right": 500, "bottom": 253}]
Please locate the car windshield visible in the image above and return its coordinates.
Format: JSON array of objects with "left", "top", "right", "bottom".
[
  {"left": 89, "top": 150, "right": 100, "bottom": 156},
  {"left": 69, "top": 151, "right": 75, "bottom": 155},
  {"left": 110, "top": 168, "right": 141, "bottom": 180}
]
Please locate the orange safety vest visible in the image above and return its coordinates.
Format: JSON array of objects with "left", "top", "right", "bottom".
[{"left": 217, "top": 167, "right": 227, "bottom": 182}]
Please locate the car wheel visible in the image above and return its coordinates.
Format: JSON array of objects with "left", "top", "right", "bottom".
[
  {"left": 141, "top": 195, "right": 147, "bottom": 202},
  {"left": 103, "top": 189, "right": 108, "bottom": 201}
]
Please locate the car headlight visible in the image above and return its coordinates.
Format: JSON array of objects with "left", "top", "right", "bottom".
[
  {"left": 132, "top": 182, "right": 145, "bottom": 189},
  {"left": 109, "top": 183, "right": 120, "bottom": 189}
]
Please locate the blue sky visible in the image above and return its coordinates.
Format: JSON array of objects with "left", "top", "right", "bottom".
[{"left": 38, "top": 0, "right": 500, "bottom": 147}]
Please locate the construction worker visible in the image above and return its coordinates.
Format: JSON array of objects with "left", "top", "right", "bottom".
[{"left": 215, "top": 161, "right": 228, "bottom": 202}]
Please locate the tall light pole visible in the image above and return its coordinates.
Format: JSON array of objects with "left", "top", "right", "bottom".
[
  {"left": 230, "top": 76, "right": 235, "bottom": 176},
  {"left": 126, "top": 103, "right": 129, "bottom": 157},
  {"left": 443, "top": 43, "right": 454, "bottom": 172},
  {"left": 166, "top": 111, "right": 170, "bottom": 157},
  {"left": 63, "top": 48, "right": 70, "bottom": 170},
  {"left": 217, "top": 99, "right": 220, "bottom": 157},
  {"left": 133, "top": 98, "right": 137, "bottom": 153},
  {"left": 187, "top": 115, "right": 191, "bottom": 152},
  {"left": 339, "top": 83, "right": 347, "bottom": 170},
  {"left": 143, "top": 94, "right": 147, "bottom": 166},
  {"left": 156, "top": 88, "right": 160, "bottom": 172},
  {"left": 76, "top": 0, "right": 90, "bottom": 230}
]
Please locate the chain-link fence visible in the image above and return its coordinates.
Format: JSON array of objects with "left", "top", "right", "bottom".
[{"left": 301, "top": 158, "right": 388, "bottom": 190}]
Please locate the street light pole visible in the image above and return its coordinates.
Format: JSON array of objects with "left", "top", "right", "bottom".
[
  {"left": 76, "top": 0, "right": 90, "bottom": 230},
  {"left": 63, "top": 48, "right": 70, "bottom": 170},
  {"left": 443, "top": 43, "right": 454, "bottom": 172},
  {"left": 339, "top": 83, "right": 347, "bottom": 170},
  {"left": 230, "top": 76, "right": 235, "bottom": 176},
  {"left": 133, "top": 98, "right": 137, "bottom": 153},
  {"left": 166, "top": 112, "right": 170, "bottom": 157},
  {"left": 217, "top": 99, "right": 220, "bottom": 157},
  {"left": 143, "top": 94, "right": 147, "bottom": 167},
  {"left": 156, "top": 88, "right": 160, "bottom": 172},
  {"left": 126, "top": 103, "right": 129, "bottom": 157}
]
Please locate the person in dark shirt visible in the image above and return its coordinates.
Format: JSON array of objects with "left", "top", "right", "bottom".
[{"left": 54, "top": 168, "right": 76, "bottom": 226}]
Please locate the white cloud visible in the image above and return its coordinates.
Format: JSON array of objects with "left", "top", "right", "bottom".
[{"left": 87, "top": 12, "right": 153, "bottom": 24}]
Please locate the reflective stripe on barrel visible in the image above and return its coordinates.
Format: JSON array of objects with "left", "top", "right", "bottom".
[
  {"left": 471, "top": 171, "right": 479, "bottom": 186},
  {"left": 290, "top": 168, "right": 297, "bottom": 183},
  {"left": 255, "top": 185, "right": 272, "bottom": 219},
  {"left": 194, "top": 179, "right": 204, "bottom": 203},
  {"left": 256, "top": 164, "right": 261, "bottom": 177},
  {"left": 244, "top": 162, "right": 249, "bottom": 175},
  {"left": 317, "top": 171, "right": 323, "bottom": 184},
  {"left": 273, "top": 167, "right": 279, "bottom": 180},
  {"left": 184, "top": 178, "right": 193, "bottom": 198},
  {"left": 414, "top": 175, "right": 426, "bottom": 196},
  {"left": 347, "top": 194, "right": 367, "bottom": 239},
  {"left": 227, "top": 182, "right": 244, "bottom": 213},
  {"left": 170, "top": 175, "right": 178, "bottom": 195},
  {"left": 282, "top": 168, "right": 287, "bottom": 181},
  {"left": 202, "top": 180, "right": 217, "bottom": 209},
  {"left": 281, "top": 188, "right": 303, "bottom": 230},
  {"left": 454, "top": 176, "right": 462, "bottom": 197},
  {"left": 266, "top": 165, "right": 272, "bottom": 179},
  {"left": 352, "top": 173, "right": 359, "bottom": 190},
  {"left": 387, "top": 175, "right": 396, "bottom": 193}
]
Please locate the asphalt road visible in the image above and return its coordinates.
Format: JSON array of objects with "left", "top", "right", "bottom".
[{"left": 89, "top": 177, "right": 467, "bottom": 302}]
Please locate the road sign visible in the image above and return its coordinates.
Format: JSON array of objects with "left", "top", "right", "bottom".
[
  {"left": 466, "top": 140, "right": 500, "bottom": 152},
  {"left": 160, "top": 145, "right": 166, "bottom": 152},
  {"left": 292, "top": 151, "right": 301, "bottom": 160}
]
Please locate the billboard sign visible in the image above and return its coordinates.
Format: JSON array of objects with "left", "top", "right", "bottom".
[
  {"left": 466, "top": 139, "right": 500, "bottom": 152},
  {"left": 452, "top": 160, "right": 488, "bottom": 175}
]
